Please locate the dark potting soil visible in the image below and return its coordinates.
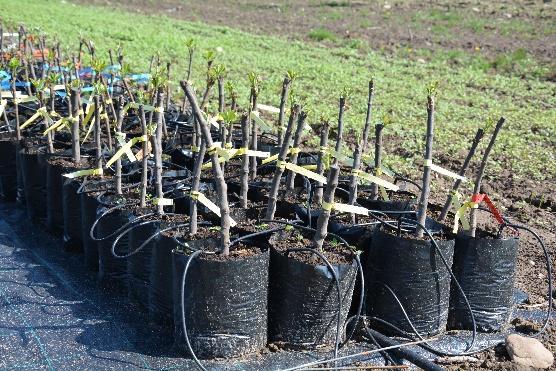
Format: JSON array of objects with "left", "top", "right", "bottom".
[
  {"left": 270, "top": 229, "right": 355, "bottom": 265},
  {"left": 48, "top": 156, "right": 91, "bottom": 171},
  {"left": 381, "top": 227, "right": 454, "bottom": 241},
  {"left": 169, "top": 223, "right": 267, "bottom": 261}
]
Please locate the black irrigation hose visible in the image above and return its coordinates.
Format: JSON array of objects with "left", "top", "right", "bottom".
[
  {"left": 180, "top": 249, "right": 211, "bottom": 371},
  {"left": 89, "top": 204, "right": 152, "bottom": 242},
  {"left": 341, "top": 253, "right": 364, "bottom": 348},
  {"left": 280, "top": 338, "right": 437, "bottom": 371},
  {"left": 111, "top": 216, "right": 197, "bottom": 258}
]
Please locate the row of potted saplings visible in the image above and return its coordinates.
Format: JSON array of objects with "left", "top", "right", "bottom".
[{"left": 0, "top": 54, "right": 532, "bottom": 363}]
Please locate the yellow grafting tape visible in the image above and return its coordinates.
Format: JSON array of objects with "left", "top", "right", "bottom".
[
  {"left": 43, "top": 118, "right": 66, "bottom": 135},
  {"left": 245, "top": 149, "right": 270, "bottom": 158},
  {"left": 352, "top": 169, "right": 399, "bottom": 191},
  {"left": 262, "top": 153, "right": 279, "bottom": 165},
  {"left": 152, "top": 197, "right": 173, "bottom": 206},
  {"left": 321, "top": 201, "right": 333, "bottom": 211},
  {"left": 261, "top": 147, "right": 298, "bottom": 165},
  {"left": 14, "top": 96, "right": 37, "bottom": 104},
  {"left": 333, "top": 202, "right": 370, "bottom": 216},
  {"left": 190, "top": 191, "right": 237, "bottom": 227},
  {"left": 282, "top": 161, "right": 327, "bottom": 183},
  {"left": 430, "top": 162, "right": 467, "bottom": 182},
  {"left": 63, "top": 167, "right": 103, "bottom": 179},
  {"left": 21, "top": 107, "right": 47, "bottom": 129},
  {"left": 82, "top": 102, "right": 97, "bottom": 128},
  {"left": 105, "top": 135, "right": 146, "bottom": 167},
  {"left": 115, "top": 132, "right": 136, "bottom": 163},
  {"left": 257, "top": 103, "right": 280, "bottom": 113}
]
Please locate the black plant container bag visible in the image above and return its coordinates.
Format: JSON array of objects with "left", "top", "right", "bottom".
[
  {"left": 365, "top": 228, "right": 455, "bottom": 337},
  {"left": 448, "top": 233, "right": 519, "bottom": 332},
  {"left": 267, "top": 231, "right": 357, "bottom": 348},
  {"left": 172, "top": 239, "right": 269, "bottom": 359}
]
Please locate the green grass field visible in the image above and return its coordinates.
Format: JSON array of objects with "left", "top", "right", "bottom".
[{"left": 2, "top": 0, "right": 555, "bottom": 183}]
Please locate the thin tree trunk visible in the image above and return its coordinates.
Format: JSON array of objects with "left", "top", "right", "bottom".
[
  {"left": 154, "top": 89, "right": 165, "bottom": 215},
  {"left": 139, "top": 105, "right": 148, "bottom": 207},
  {"left": 362, "top": 79, "right": 375, "bottom": 153},
  {"left": 94, "top": 95, "right": 102, "bottom": 169},
  {"left": 166, "top": 62, "right": 172, "bottom": 111},
  {"left": 71, "top": 88, "right": 81, "bottom": 164},
  {"left": 348, "top": 140, "right": 363, "bottom": 223},
  {"left": 12, "top": 77, "right": 21, "bottom": 141},
  {"left": 240, "top": 114, "right": 250, "bottom": 208},
  {"left": 335, "top": 97, "right": 346, "bottom": 153},
  {"left": 312, "top": 165, "right": 341, "bottom": 250},
  {"left": 182, "top": 81, "right": 232, "bottom": 254},
  {"left": 439, "top": 128, "right": 485, "bottom": 221},
  {"left": 46, "top": 82, "right": 54, "bottom": 153},
  {"left": 217, "top": 77, "right": 224, "bottom": 113},
  {"left": 101, "top": 99, "right": 113, "bottom": 153},
  {"left": 469, "top": 118, "right": 505, "bottom": 237},
  {"left": 314, "top": 122, "right": 330, "bottom": 204},
  {"left": 276, "top": 75, "right": 291, "bottom": 147},
  {"left": 187, "top": 50, "right": 194, "bottom": 81},
  {"left": 264, "top": 105, "right": 299, "bottom": 220},
  {"left": 189, "top": 139, "right": 206, "bottom": 235},
  {"left": 249, "top": 91, "right": 259, "bottom": 181},
  {"left": 415, "top": 96, "right": 435, "bottom": 238},
  {"left": 285, "top": 109, "right": 307, "bottom": 191},
  {"left": 200, "top": 82, "right": 214, "bottom": 111},
  {"left": 115, "top": 97, "right": 124, "bottom": 195},
  {"left": 370, "top": 123, "right": 384, "bottom": 200}
]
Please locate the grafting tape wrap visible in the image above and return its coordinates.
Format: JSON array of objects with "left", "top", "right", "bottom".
[
  {"left": 267, "top": 229, "right": 357, "bottom": 351},
  {"left": 449, "top": 234, "right": 519, "bottom": 332},
  {"left": 172, "top": 239, "right": 269, "bottom": 359},
  {"left": 365, "top": 228, "right": 455, "bottom": 337}
]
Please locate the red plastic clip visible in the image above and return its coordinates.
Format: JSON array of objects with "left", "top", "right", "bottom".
[{"left": 472, "top": 193, "right": 505, "bottom": 225}]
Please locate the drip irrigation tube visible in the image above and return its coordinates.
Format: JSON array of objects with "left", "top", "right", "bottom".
[{"left": 89, "top": 204, "right": 152, "bottom": 242}]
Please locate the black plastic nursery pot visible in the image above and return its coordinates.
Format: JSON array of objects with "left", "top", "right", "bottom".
[
  {"left": 46, "top": 158, "right": 65, "bottom": 234},
  {"left": 125, "top": 211, "right": 159, "bottom": 310},
  {"left": 19, "top": 147, "right": 47, "bottom": 221},
  {"left": 95, "top": 195, "right": 133, "bottom": 292},
  {"left": 448, "top": 233, "right": 519, "bottom": 332},
  {"left": 63, "top": 176, "right": 86, "bottom": 252},
  {"left": 268, "top": 231, "right": 357, "bottom": 348},
  {"left": 172, "top": 239, "right": 269, "bottom": 359},
  {"left": 15, "top": 145, "right": 25, "bottom": 205},
  {"left": 358, "top": 190, "right": 417, "bottom": 215},
  {"left": 150, "top": 225, "right": 184, "bottom": 328},
  {"left": 0, "top": 135, "right": 18, "bottom": 201},
  {"left": 80, "top": 189, "right": 101, "bottom": 272},
  {"left": 365, "top": 228, "right": 455, "bottom": 337}
]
